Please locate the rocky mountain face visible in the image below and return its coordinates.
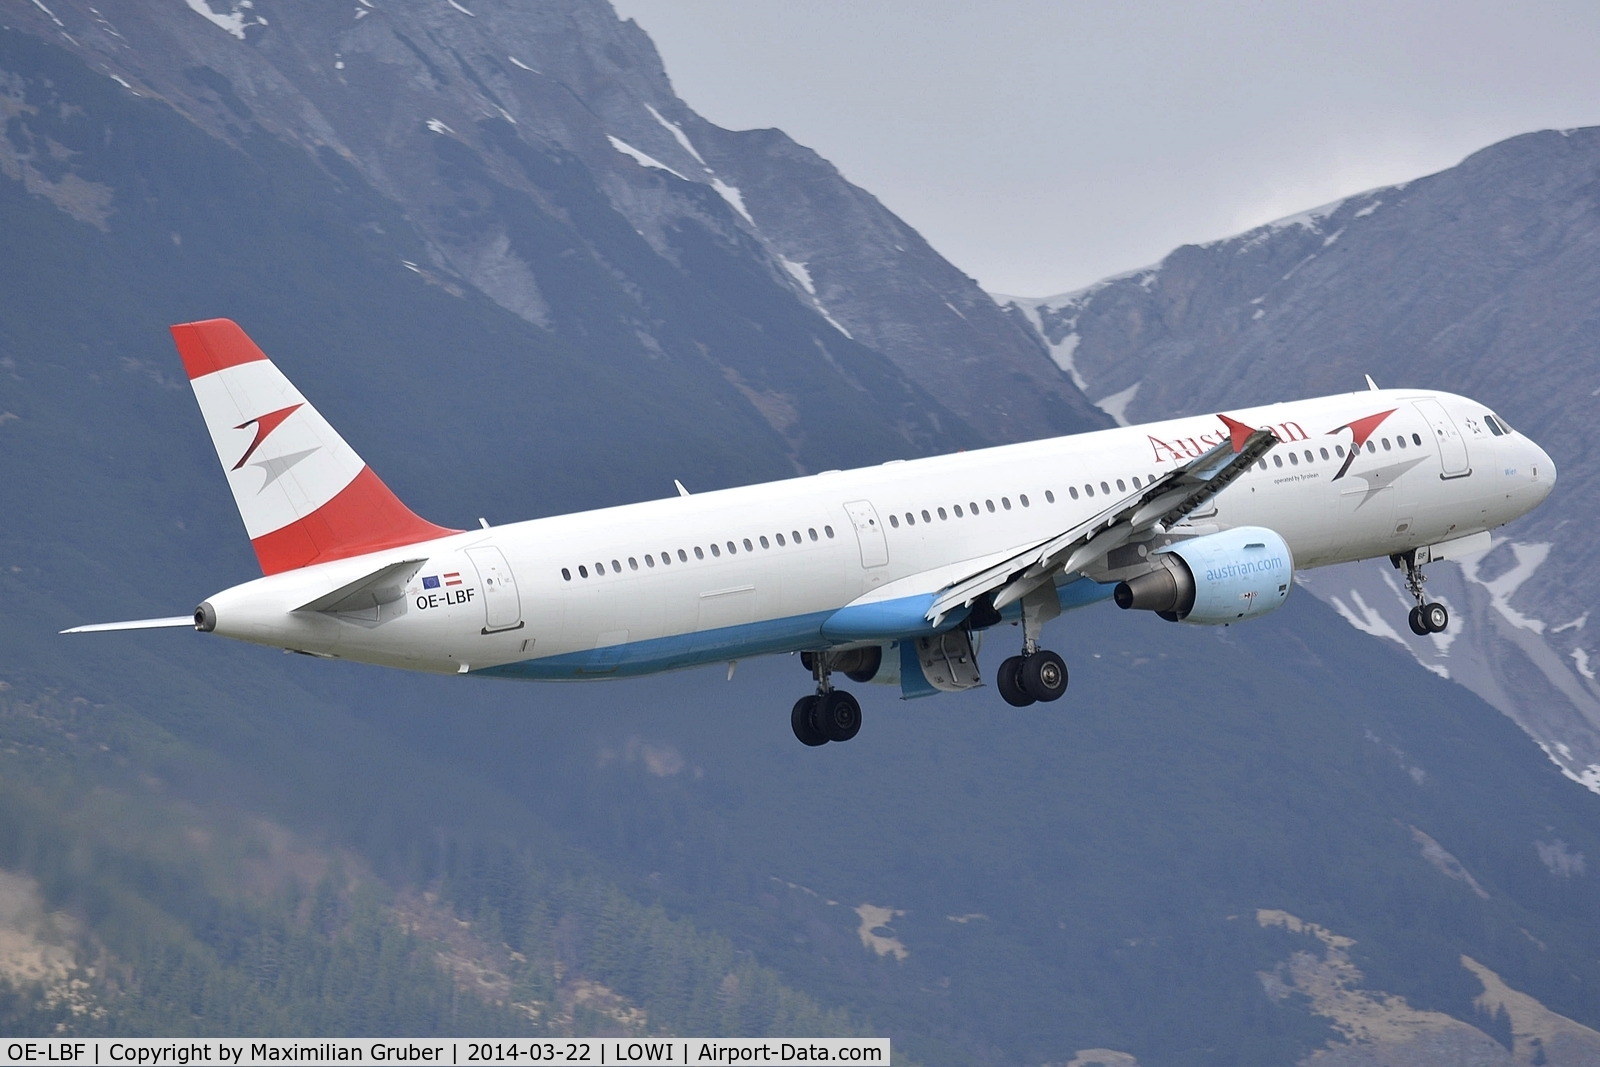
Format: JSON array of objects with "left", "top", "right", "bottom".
[
  {"left": 3, "top": 0, "right": 1099, "bottom": 462},
  {"left": 999, "top": 127, "right": 1600, "bottom": 794}
]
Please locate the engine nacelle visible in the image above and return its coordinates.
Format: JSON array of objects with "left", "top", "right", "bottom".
[{"left": 1113, "top": 526, "right": 1293, "bottom": 624}]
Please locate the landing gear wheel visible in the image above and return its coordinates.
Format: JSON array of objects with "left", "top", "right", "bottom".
[
  {"left": 816, "top": 690, "right": 862, "bottom": 743},
  {"left": 1422, "top": 602, "right": 1449, "bottom": 634},
  {"left": 1408, "top": 606, "right": 1430, "bottom": 636},
  {"left": 791, "top": 696, "right": 827, "bottom": 747},
  {"left": 996, "top": 656, "right": 1035, "bottom": 707},
  {"left": 1020, "top": 650, "right": 1069, "bottom": 703}
]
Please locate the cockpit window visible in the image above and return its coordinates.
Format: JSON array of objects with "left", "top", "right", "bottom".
[{"left": 1484, "top": 414, "right": 1506, "bottom": 436}]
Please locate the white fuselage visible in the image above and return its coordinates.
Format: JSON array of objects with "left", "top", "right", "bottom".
[{"left": 201, "top": 389, "right": 1554, "bottom": 680}]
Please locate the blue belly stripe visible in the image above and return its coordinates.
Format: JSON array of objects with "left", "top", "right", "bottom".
[{"left": 473, "top": 577, "right": 1117, "bottom": 681}]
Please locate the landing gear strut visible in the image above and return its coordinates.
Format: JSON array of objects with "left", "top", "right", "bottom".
[
  {"left": 791, "top": 652, "right": 863, "bottom": 746},
  {"left": 1394, "top": 549, "right": 1450, "bottom": 636},
  {"left": 996, "top": 584, "right": 1069, "bottom": 707}
]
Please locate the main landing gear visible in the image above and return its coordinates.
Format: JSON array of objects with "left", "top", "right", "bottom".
[
  {"left": 1394, "top": 548, "right": 1450, "bottom": 636},
  {"left": 995, "top": 584, "right": 1069, "bottom": 707},
  {"left": 791, "top": 650, "right": 872, "bottom": 746}
]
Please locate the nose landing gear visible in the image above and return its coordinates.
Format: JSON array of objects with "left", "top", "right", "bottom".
[{"left": 1394, "top": 549, "right": 1450, "bottom": 635}]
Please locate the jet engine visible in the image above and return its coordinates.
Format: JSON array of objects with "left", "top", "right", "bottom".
[{"left": 1113, "top": 526, "right": 1292, "bottom": 624}]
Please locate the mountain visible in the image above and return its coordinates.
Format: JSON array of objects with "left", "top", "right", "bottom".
[
  {"left": 2, "top": 2, "right": 1599, "bottom": 1063},
  {"left": 998, "top": 126, "right": 1600, "bottom": 795}
]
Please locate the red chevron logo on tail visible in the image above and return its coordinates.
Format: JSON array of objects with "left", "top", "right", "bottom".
[{"left": 232, "top": 403, "right": 303, "bottom": 470}]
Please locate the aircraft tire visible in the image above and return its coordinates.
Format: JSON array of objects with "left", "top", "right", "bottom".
[
  {"left": 1423, "top": 602, "right": 1449, "bottom": 634},
  {"left": 1021, "top": 650, "right": 1068, "bottom": 703},
  {"left": 1408, "top": 606, "right": 1430, "bottom": 636},
  {"left": 791, "top": 696, "right": 828, "bottom": 746},
  {"left": 819, "top": 690, "right": 862, "bottom": 743},
  {"left": 997, "top": 656, "right": 1036, "bottom": 707}
]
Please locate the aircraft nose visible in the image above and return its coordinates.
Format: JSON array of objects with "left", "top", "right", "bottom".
[{"left": 1529, "top": 438, "right": 1556, "bottom": 498}]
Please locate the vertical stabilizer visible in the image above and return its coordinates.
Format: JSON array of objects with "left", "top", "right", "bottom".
[{"left": 171, "top": 318, "right": 458, "bottom": 574}]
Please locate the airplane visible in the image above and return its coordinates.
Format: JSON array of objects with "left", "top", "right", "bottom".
[{"left": 65, "top": 319, "right": 1556, "bottom": 746}]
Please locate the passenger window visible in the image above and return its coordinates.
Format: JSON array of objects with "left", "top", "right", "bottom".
[
  {"left": 921, "top": 510, "right": 931, "bottom": 523},
  {"left": 645, "top": 555, "right": 655, "bottom": 568},
  {"left": 1068, "top": 487, "right": 1078, "bottom": 500},
  {"left": 1412, "top": 432, "right": 1424, "bottom": 445},
  {"left": 743, "top": 538, "right": 753, "bottom": 552},
  {"left": 596, "top": 561, "right": 606, "bottom": 574},
  {"left": 906, "top": 513, "right": 916, "bottom": 526},
  {"left": 1396, "top": 436, "right": 1406, "bottom": 449},
  {"left": 1100, "top": 481, "right": 1110, "bottom": 494},
  {"left": 1132, "top": 475, "right": 1142, "bottom": 487},
  {"left": 953, "top": 505, "right": 963, "bottom": 517},
  {"left": 1289, "top": 452, "right": 1299, "bottom": 466},
  {"left": 1319, "top": 448, "right": 1329, "bottom": 460},
  {"left": 969, "top": 501, "right": 979, "bottom": 514},
  {"left": 661, "top": 551, "right": 672, "bottom": 565},
  {"left": 1257, "top": 460, "right": 1267, "bottom": 470},
  {"left": 579, "top": 565, "right": 589, "bottom": 578},
  {"left": 776, "top": 533, "right": 786, "bottom": 545},
  {"left": 1084, "top": 485, "right": 1094, "bottom": 497},
  {"left": 628, "top": 557, "right": 638, "bottom": 571},
  {"left": 889, "top": 515, "right": 899, "bottom": 528},
  {"left": 710, "top": 544, "right": 721, "bottom": 557},
  {"left": 938, "top": 507, "right": 947, "bottom": 520},
  {"left": 725, "top": 542, "right": 736, "bottom": 554},
  {"left": 562, "top": 568, "right": 572, "bottom": 581},
  {"left": 986, "top": 499, "right": 996, "bottom": 511},
  {"left": 694, "top": 547, "right": 704, "bottom": 559},
  {"left": 1366, "top": 441, "right": 1376, "bottom": 453},
  {"left": 1002, "top": 497, "right": 1012, "bottom": 509},
  {"left": 678, "top": 549, "right": 688, "bottom": 562},
  {"left": 1114, "top": 481, "right": 1124, "bottom": 493},
  {"left": 809, "top": 528, "right": 818, "bottom": 541},
  {"left": 1273, "top": 455, "right": 1283, "bottom": 468},
  {"left": 612, "top": 559, "right": 621, "bottom": 572},
  {"left": 1045, "top": 490, "right": 1055, "bottom": 503},
  {"left": 759, "top": 536, "right": 769, "bottom": 548},
  {"left": 825, "top": 526, "right": 834, "bottom": 538},
  {"left": 1381, "top": 438, "right": 1391, "bottom": 451},
  {"left": 1335, "top": 445, "right": 1345, "bottom": 457},
  {"left": 792, "top": 531, "right": 802, "bottom": 543},
  {"left": 1020, "top": 494, "right": 1030, "bottom": 506}
]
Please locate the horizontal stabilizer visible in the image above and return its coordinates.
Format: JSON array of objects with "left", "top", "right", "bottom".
[
  {"left": 295, "top": 558, "right": 427, "bottom": 614},
  {"left": 61, "top": 616, "right": 195, "bottom": 635}
]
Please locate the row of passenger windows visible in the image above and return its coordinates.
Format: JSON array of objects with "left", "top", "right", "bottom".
[
  {"left": 888, "top": 492, "right": 1037, "bottom": 527},
  {"left": 1259, "top": 432, "right": 1424, "bottom": 469},
  {"left": 559, "top": 428, "right": 1445, "bottom": 582},
  {"left": 562, "top": 525, "right": 835, "bottom": 580}
]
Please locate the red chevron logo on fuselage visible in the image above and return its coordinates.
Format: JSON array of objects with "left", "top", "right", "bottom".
[
  {"left": 232, "top": 404, "right": 303, "bottom": 470},
  {"left": 1329, "top": 408, "right": 1397, "bottom": 480}
]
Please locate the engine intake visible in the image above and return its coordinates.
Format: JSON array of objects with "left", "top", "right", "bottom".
[{"left": 1114, "top": 526, "right": 1293, "bottom": 625}]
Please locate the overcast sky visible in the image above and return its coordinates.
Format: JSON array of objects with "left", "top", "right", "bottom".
[{"left": 611, "top": 0, "right": 1600, "bottom": 297}]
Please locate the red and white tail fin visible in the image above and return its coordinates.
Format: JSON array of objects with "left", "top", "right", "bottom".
[{"left": 172, "top": 318, "right": 458, "bottom": 575}]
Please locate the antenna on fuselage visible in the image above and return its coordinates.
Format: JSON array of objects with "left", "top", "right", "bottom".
[
  {"left": 675, "top": 479, "right": 691, "bottom": 497},
  {"left": 1365, "top": 374, "right": 1380, "bottom": 391}
]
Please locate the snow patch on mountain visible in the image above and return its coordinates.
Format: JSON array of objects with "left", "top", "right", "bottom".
[
  {"left": 607, "top": 137, "right": 686, "bottom": 181},
  {"left": 780, "top": 258, "right": 815, "bottom": 296},
  {"left": 1096, "top": 382, "right": 1140, "bottom": 427},
  {"left": 645, "top": 104, "right": 709, "bottom": 170},
  {"left": 709, "top": 178, "right": 755, "bottom": 226},
  {"left": 1462, "top": 541, "right": 1551, "bottom": 634},
  {"left": 184, "top": 0, "right": 265, "bottom": 40}
]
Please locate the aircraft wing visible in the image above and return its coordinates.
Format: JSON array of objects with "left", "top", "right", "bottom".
[{"left": 926, "top": 417, "right": 1278, "bottom": 624}]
